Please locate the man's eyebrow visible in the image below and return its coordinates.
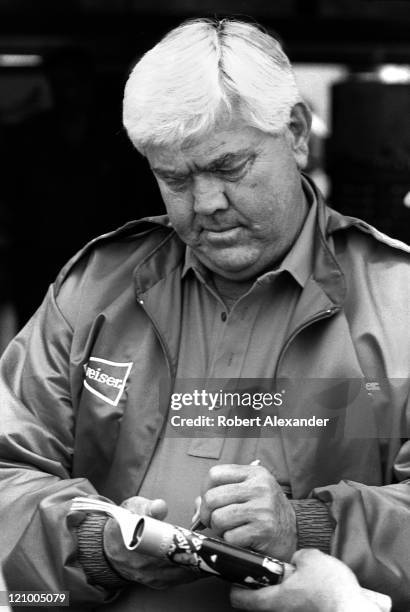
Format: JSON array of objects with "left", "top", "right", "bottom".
[
  {"left": 200, "top": 150, "right": 254, "bottom": 172},
  {"left": 151, "top": 149, "right": 254, "bottom": 178},
  {"left": 150, "top": 166, "right": 190, "bottom": 179}
]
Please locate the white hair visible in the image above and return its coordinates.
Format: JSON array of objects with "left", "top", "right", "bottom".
[{"left": 123, "top": 18, "right": 301, "bottom": 154}]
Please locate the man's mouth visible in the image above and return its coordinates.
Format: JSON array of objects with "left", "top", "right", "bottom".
[{"left": 201, "top": 226, "right": 242, "bottom": 244}]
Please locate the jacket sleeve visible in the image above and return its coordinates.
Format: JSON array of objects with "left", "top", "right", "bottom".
[
  {"left": 313, "top": 442, "right": 410, "bottom": 610},
  {"left": 0, "top": 283, "right": 114, "bottom": 606}
]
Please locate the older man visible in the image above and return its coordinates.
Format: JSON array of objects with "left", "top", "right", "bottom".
[{"left": 0, "top": 18, "right": 409, "bottom": 612}]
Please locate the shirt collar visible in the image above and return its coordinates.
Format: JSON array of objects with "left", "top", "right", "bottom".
[
  {"left": 275, "top": 180, "right": 317, "bottom": 287},
  {"left": 182, "top": 246, "right": 211, "bottom": 283},
  {"left": 181, "top": 178, "right": 317, "bottom": 288}
]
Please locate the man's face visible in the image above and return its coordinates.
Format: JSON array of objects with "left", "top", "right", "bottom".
[{"left": 146, "top": 115, "right": 308, "bottom": 281}]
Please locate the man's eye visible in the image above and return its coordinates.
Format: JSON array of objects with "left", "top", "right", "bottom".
[
  {"left": 219, "top": 161, "right": 250, "bottom": 180},
  {"left": 164, "top": 177, "right": 189, "bottom": 190}
]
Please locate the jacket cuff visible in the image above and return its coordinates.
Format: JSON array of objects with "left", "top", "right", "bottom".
[
  {"left": 291, "top": 499, "right": 335, "bottom": 554},
  {"left": 77, "top": 513, "right": 129, "bottom": 589}
]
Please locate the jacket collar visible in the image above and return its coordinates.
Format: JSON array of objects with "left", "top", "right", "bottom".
[{"left": 307, "top": 176, "right": 346, "bottom": 308}]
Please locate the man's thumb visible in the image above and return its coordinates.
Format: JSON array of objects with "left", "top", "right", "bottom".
[{"left": 148, "top": 498, "right": 168, "bottom": 521}]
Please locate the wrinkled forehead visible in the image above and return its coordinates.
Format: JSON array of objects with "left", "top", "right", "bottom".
[{"left": 146, "top": 118, "right": 273, "bottom": 171}]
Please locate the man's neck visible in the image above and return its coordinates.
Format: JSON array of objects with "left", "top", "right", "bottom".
[{"left": 212, "top": 275, "right": 255, "bottom": 309}]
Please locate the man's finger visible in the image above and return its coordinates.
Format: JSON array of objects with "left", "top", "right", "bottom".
[
  {"left": 121, "top": 496, "right": 151, "bottom": 514},
  {"left": 121, "top": 496, "right": 167, "bottom": 519},
  {"left": 202, "top": 464, "right": 257, "bottom": 492},
  {"left": 230, "top": 585, "right": 281, "bottom": 611},
  {"left": 203, "top": 482, "right": 252, "bottom": 511},
  {"left": 148, "top": 498, "right": 168, "bottom": 520},
  {"left": 291, "top": 547, "right": 324, "bottom": 568},
  {"left": 222, "top": 522, "right": 262, "bottom": 548}
]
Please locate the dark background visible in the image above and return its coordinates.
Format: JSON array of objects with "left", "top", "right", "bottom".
[{"left": 0, "top": 0, "right": 409, "bottom": 343}]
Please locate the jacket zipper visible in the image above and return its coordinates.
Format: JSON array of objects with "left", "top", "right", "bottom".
[
  {"left": 274, "top": 306, "right": 340, "bottom": 380},
  {"left": 136, "top": 296, "right": 175, "bottom": 381},
  {"left": 134, "top": 295, "right": 177, "bottom": 485}
]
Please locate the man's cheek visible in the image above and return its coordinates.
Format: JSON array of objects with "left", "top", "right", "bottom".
[
  {"left": 167, "top": 203, "right": 193, "bottom": 228},
  {"left": 168, "top": 217, "right": 195, "bottom": 243}
]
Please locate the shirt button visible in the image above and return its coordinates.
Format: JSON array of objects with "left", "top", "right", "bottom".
[{"left": 221, "top": 312, "right": 227, "bottom": 322}]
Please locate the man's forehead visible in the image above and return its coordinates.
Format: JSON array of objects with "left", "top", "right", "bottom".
[
  {"left": 151, "top": 148, "right": 254, "bottom": 175},
  {"left": 147, "top": 124, "right": 266, "bottom": 173}
]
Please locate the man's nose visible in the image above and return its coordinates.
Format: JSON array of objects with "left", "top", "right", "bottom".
[{"left": 192, "top": 174, "right": 228, "bottom": 215}]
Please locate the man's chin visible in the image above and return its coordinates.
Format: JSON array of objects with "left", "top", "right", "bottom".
[{"left": 197, "top": 252, "right": 263, "bottom": 281}]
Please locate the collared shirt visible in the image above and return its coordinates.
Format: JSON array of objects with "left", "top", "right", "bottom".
[{"left": 138, "top": 187, "right": 317, "bottom": 611}]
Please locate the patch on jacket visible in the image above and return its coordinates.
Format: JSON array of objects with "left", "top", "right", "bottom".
[{"left": 83, "top": 357, "right": 133, "bottom": 406}]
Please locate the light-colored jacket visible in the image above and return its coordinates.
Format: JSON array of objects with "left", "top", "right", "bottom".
[{"left": 0, "top": 179, "right": 409, "bottom": 610}]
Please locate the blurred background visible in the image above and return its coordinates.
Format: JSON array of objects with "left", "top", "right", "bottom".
[{"left": 0, "top": 0, "right": 409, "bottom": 349}]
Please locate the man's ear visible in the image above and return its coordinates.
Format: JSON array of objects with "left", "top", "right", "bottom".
[{"left": 287, "top": 102, "right": 312, "bottom": 169}]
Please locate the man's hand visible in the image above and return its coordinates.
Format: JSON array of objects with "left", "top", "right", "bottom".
[
  {"left": 230, "top": 549, "right": 385, "bottom": 612},
  {"left": 198, "top": 464, "right": 296, "bottom": 561},
  {"left": 103, "top": 496, "right": 197, "bottom": 589}
]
